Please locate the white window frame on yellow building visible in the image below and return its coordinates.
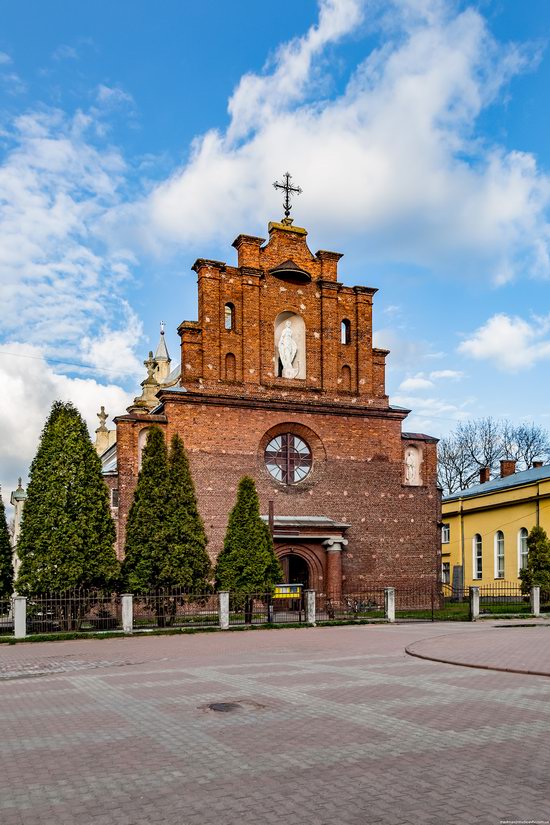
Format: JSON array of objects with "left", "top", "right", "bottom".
[
  {"left": 517, "top": 527, "right": 528, "bottom": 574},
  {"left": 473, "top": 534, "right": 483, "bottom": 580},
  {"left": 494, "top": 530, "right": 505, "bottom": 579}
]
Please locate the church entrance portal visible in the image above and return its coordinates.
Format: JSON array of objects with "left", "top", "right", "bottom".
[{"left": 280, "top": 553, "right": 310, "bottom": 589}]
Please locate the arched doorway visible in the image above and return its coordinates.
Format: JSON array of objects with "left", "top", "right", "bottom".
[{"left": 280, "top": 553, "right": 310, "bottom": 589}]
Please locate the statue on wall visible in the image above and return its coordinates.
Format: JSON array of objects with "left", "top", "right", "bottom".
[
  {"left": 278, "top": 319, "right": 299, "bottom": 379},
  {"left": 404, "top": 446, "right": 421, "bottom": 485}
]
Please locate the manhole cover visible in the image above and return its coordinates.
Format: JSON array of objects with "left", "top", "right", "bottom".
[{"left": 208, "top": 702, "right": 241, "bottom": 713}]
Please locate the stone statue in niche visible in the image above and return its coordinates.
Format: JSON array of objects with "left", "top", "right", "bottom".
[
  {"left": 278, "top": 319, "right": 299, "bottom": 379},
  {"left": 404, "top": 446, "right": 421, "bottom": 486}
]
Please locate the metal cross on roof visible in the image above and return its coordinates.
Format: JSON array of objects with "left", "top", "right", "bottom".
[{"left": 273, "top": 172, "right": 302, "bottom": 220}]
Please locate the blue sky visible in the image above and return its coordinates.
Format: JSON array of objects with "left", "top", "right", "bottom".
[{"left": 1, "top": 0, "right": 550, "bottom": 501}]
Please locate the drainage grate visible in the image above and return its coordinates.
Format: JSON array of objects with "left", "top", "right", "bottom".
[
  {"left": 208, "top": 702, "right": 241, "bottom": 713},
  {"left": 200, "top": 699, "right": 265, "bottom": 714}
]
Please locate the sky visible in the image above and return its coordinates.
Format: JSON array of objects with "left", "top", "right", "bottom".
[{"left": 1, "top": 0, "right": 550, "bottom": 508}]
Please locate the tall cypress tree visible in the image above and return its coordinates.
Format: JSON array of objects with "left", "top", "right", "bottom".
[
  {"left": 0, "top": 487, "right": 14, "bottom": 598},
  {"left": 214, "top": 476, "right": 282, "bottom": 593},
  {"left": 520, "top": 526, "right": 550, "bottom": 592},
  {"left": 158, "top": 434, "right": 211, "bottom": 589},
  {"left": 122, "top": 426, "right": 169, "bottom": 592},
  {"left": 16, "top": 401, "right": 119, "bottom": 594}
]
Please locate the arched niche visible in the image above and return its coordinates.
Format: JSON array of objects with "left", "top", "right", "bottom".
[
  {"left": 225, "top": 352, "right": 236, "bottom": 381},
  {"left": 274, "top": 311, "right": 306, "bottom": 379},
  {"left": 403, "top": 444, "right": 423, "bottom": 486},
  {"left": 341, "top": 364, "right": 352, "bottom": 392}
]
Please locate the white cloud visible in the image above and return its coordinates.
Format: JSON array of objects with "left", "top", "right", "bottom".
[
  {"left": 0, "top": 105, "right": 141, "bottom": 377},
  {"left": 226, "top": 0, "right": 363, "bottom": 143},
  {"left": 458, "top": 312, "right": 550, "bottom": 371},
  {"left": 399, "top": 376, "right": 434, "bottom": 391},
  {"left": 430, "top": 369, "right": 464, "bottom": 380},
  {"left": 52, "top": 45, "right": 78, "bottom": 61},
  {"left": 116, "top": 0, "right": 550, "bottom": 284},
  {"left": 95, "top": 84, "right": 135, "bottom": 109},
  {"left": 0, "top": 343, "right": 133, "bottom": 508},
  {"left": 393, "top": 391, "right": 471, "bottom": 435},
  {"left": 0, "top": 52, "right": 12, "bottom": 65}
]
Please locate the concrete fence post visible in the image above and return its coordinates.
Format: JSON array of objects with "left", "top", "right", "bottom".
[
  {"left": 384, "top": 587, "right": 395, "bottom": 623},
  {"left": 121, "top": 594, "right": 133, "bottom": 633},
  {"left": 13, "top": 596, "right": 26, "bottom": 639},
  {"left": 219, "top": 591, "right": 229, "bottom": 630},
  {"left": 305, "top": 590, "right": 316, "bottom": 625},
  {"left": 469, "top": 586, "right": 480, "bottom": 621},
  {"left": 531, "top": 586, "right": 541, "bottom": 618}
]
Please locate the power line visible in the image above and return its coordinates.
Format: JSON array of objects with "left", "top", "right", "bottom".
[{"left": 0, "top": 349, "right": 140, "bottom": 379}]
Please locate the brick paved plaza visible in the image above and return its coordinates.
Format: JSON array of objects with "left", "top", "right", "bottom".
[{"left": 1, "top": 622, "right": 550, "bottom": 825}]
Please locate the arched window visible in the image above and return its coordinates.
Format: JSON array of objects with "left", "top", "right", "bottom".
[
  {"left": 473, "top": 534, "right": 483, "bottom": 580},
  {"left": 225, "top": 352, "right": 236, "bottom": 381},
  {"left": 341, "top": 318, "right": 351, "bottom": 345},
  {"left": 341, "top": 365, "right": 351, "bottom": 392},
  {"left": 518, "top": 527, "right": 528, "bottom": 574},
  {"left": 494, "top": 531, "right": 505, "bottom": 579},
  {"left": 224, "top": 303, "right": 235, "bottom": 331}
]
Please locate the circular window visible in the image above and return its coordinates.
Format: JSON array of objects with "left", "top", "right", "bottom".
[{"left": 264, "top": 434, "right": 312, "bottom": 484}]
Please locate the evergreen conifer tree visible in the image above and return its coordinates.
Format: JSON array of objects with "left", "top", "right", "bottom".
[
  {"left": 214, "top": 476, "right": 282, "bottom": 594},
  {"left": 16, "top": 401, "right": 119, "bottom": 594},
  {"left": 0, "top": 487, "right": 14, "bottom": 597},
  {"left": 520, "top": 526, "right": 550, "bottom": 592},
  {"left": 159, "top": 434, "right": 211, "bottom": 589},
  {"left": 122, "top": 426, "right": 169, "bottom": 592}
]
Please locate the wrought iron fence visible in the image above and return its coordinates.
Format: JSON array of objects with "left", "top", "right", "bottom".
[
  {"left": 477, "top": 583, "right": 529, "bottom": 615},
  {"left": 394, "top": 584, "right": 439, "bottom": 621},
  {"left": 132, "top": 590, "right": 218, "bottom": 629},
  {"left": 26, "top": 591, "right": 121, "bottom": 634},
  {"left": 228, "top": 592, "right": 305, "bottom": 625},
  {"left": 316, "top": 589, "right": 386, "bottom": 622},
  {"left": 0, "top": 597, "right": 13, "bottom": 636}
]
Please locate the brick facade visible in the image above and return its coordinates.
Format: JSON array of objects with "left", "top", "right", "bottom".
[{"left": 111, "top": 220, "right": 441, "bottom": 595}]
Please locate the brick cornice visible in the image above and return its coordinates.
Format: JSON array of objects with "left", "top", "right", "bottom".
[
  {"left": 156, "top": 389, "right": 410, "bottom": 420},
  {"left": 114, "top": 413, "right": 168, "bottom": 424},
  {"left": 192, "top": 258, "right": 226, "bottom": 274}
]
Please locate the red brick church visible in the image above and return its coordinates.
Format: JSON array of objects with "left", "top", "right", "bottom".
[{"left": 98, "top": 202, "right": 440, "bottom": 597}]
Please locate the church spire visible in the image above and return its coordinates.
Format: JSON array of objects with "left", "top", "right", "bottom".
[{"left": 154, "top": 321, "right": 171, "bottom": 383}]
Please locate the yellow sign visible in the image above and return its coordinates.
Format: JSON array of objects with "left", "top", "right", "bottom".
[{"left": 273, "top": 584, "right": 302, "bottom": 599}]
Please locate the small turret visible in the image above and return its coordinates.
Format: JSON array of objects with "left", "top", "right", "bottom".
[{"left": 154, "top": 321, "right": 171, "bottom": 384}]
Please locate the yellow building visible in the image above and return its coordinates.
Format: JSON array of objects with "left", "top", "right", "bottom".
[{"left": 441, "top": 460, "right": 550, "bottom": 589}]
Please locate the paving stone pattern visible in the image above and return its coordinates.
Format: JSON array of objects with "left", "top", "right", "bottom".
[{"left": 1, "top": 623, "right": 550, "bottom": 825}]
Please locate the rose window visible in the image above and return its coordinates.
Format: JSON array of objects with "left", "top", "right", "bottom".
[{"left": 264, "top": 434, "right": 312, "bottom": 484}]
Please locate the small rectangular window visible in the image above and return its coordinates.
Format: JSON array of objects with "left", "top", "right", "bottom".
[
  {"left": 441, "top": 523, "right": 450, "bottom": 543},
  {"left": 111, "top": 488, "right": 119, "bottom": 508},
  {"left": 442, "top": 562, "right": 450, "bottom": 584}
]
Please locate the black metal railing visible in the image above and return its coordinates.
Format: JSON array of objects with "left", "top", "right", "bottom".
[
  {"left": 0, "top": 597, "right": 13, "bottom": 636},
  {"left": 316, "top": 590, "right": 385, "bottom": 622},
  {"left": 132, "top": 590, "right": 218, "bottom": 629},
  {"left": 228, "top": 592, "right": 305, "bottom": 625},
  {"left": 477, "top": 583, "right": 529, "bottom": 615},
  {"left": 25, "top": 590, "right": 121, "bottom": 634}
]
